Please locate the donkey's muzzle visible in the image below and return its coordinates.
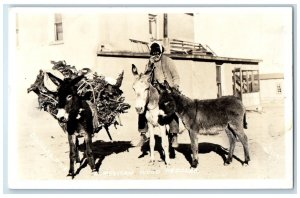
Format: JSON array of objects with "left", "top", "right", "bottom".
[
  {"left": 56, "top": 109, "right": 69, "bottom": 122},
  {"left": 58, "top": 117, "right": 67, "bottom": 123}
]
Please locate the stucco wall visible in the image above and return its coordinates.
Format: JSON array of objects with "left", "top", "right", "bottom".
[
  {"left": 260, "top": 79, "right": 284, "bottom": 102},
  {"left": 97, "top": 14, "right": 149, "bottom": 51},
  {"left": 17, "top": 13, "right": 102, "bottom": 68},
  {"left": 222, "top": 63, "right": 236, "bottom": 96},
  {"left": 17, "top": 13, "right": 150, "bottom": 65},
  {"left": 168, "top": 14, "right": 194, "bottom": 42},
  {"left": 176, "top": 60, "right": 217, "bottom": 99}
]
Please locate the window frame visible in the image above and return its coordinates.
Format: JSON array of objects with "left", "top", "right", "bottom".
[
  {"left": 54, "top": 13, "right": 63, "bottom": 41},
  {"left": 276, "top": 83, "right": 282, "bottom": 95},
  {"left": 148, "top": 14, "right": 157, "bottom": 40}
]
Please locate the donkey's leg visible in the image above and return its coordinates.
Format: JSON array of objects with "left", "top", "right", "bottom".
[
  {"left": 148, "top": 124, "right": 155, "bottom": 163},
  {"left": 84, "top": 133, "right": 96, "bottom": 172},
  {"left": 67, "top": 134, "right": 76, "bottom": 177},
  {"left": 235, "top": 129, "right": 250, "bottom": 165},
  {"left": 189, "top": 130, "right": 199, "bottom": 168},
  {"left": 75, "top": 137, "right": 80, "bottom": 163},
  {"left": 159, "top": 125, "right": 170, "bottom": 165},
  {"left": 225, "top": 126, "right": 236, "bottom": 165}
]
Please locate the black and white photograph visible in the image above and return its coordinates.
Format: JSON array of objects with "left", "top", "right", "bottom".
[{"left": 5, "top": 5, "right": 294, "bottom": 191}]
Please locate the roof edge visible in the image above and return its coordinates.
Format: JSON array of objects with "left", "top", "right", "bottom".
[{"left": 97, "top": 51, "right": 262, "bottom": 65}]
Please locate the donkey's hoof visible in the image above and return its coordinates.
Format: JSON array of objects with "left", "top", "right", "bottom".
[
  {"left": 165, "top": 160, "right": 171, "bottom": 166},
  {"left": 224, "top": 159, "right": 232, "bottom": 165},
  {"left": 243, "top": 161, "right": 250, "bottom": 166},
  {"left": 91, "top": 169, "right": 98, "bottom": 176},
  {"left": 191, "top": 159, "right": 198, "bottom": 168},
  {"left": 67, "top": 172, "right": 75, "bottom": 179}
]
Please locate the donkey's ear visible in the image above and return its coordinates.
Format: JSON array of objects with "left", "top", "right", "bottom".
[
  {"left": 115, "top": 70, "right": 124, "bottom": 88},
  {"left": 164, "top": 80, "right": 170, "bottom": 89},
  {"left": 132, "top": 64, "right": 138, "bottom": 76},
  {"left": 163, "top": 80, "right": 172, "bottom": 93},
  {"left": 71, "top": 75, "right": 85, "bottom": 86},
  {"left": 47, "top": 72, "right": 63, "bottom": 86},
  {"left": 154, "top": 80, "right": 165, "bottom": 93}
]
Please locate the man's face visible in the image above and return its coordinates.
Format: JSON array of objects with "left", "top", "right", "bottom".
[{"left": 150, "top": 51, "right": 162, "bottom": 62}]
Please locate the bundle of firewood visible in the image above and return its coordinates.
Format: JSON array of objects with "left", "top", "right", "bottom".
[{"left": 27, "top": 60, "right": 130, "bottom": 133}]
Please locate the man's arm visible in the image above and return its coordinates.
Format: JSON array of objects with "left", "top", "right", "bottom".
[
  {"left": 144, "top": 56, "right": 156, "bottom": 72},
  {"left": 167, "top": 58, "right": 180, "bottom": 88}
]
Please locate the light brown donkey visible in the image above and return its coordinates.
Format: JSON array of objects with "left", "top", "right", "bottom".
[{"left": 131, "top": 64, "right": 170, "bottom": 165}]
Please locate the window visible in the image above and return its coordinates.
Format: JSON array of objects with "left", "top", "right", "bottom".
[
  {"left": 149, "top": 14, "right": 157, "bottom": 40},
  {"left": 252, "top": 71, "right": 260, "bottom": 92},
  {"left": 233, "top": 68, "right": 260, "bottom": 97},
  {"left": 276, "top": 83, "right": 282, "bottom": 94},
  {"left": 54, "top": 13, "right": 63, "bottom": 41},
  {"left": 241, "top": 70, "right": 260, "bottom": 93}
]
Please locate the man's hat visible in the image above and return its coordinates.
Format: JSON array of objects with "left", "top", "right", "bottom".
[{"left": 150, "top": 42, "right": 164, "bottom": 55}]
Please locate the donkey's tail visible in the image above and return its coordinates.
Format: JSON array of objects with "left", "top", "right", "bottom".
[{"left": 243, "top": 112, "right": 248, "bottom": 129}]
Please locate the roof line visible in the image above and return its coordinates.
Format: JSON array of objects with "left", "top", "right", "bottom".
[{"left": 97, "top": 51, "right": 262, "bottom": 64}]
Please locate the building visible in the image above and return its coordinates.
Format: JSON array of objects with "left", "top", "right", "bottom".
[
  {"left": 259, "top": 73, "right": 285, "bottom": 103},
  {"left": 16, "top": 12, "right": 262, "bottom": 111}
]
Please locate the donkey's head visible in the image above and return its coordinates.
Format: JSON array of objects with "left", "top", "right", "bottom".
[
  {"left": 156, "top": 80, "right": 178, "bottom": 117},
  {"left": 47, "top": 73, "right": 84, "bottom": 122},
  {"left": 131, "top": 64, "right": 154, "bottom": 114}
]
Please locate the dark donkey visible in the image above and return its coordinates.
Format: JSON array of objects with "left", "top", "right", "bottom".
[
  {"left": 156, "top": 81, "right": 250, "bottom": 168},
  {"left": 47, "top": 73, "right": 96, "bottom": 178}
]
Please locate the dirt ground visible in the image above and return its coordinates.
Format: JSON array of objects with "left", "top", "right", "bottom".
[{"left": 16, "top": 87, "right": 290, "bottom": 183}]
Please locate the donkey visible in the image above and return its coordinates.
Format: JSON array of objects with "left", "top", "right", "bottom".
[
  {"left": 131, "top": 64, "right": 170, "bottom": 165},
  {"left": 47, "top": 73, "right": 96, "bottom": 178},
  {"left": 156, "top": 80, "right": 250, "bottom": 168}
]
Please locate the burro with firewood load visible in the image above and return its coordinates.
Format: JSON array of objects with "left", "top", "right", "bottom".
[{"left": 27, "top": 60, "right": 130, "bottom": 178}]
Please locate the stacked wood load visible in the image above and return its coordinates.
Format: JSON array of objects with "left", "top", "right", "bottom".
[{"left": 27, "top": 60, "right": 130, "bottom": 134}]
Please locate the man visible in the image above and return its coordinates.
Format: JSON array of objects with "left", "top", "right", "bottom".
[{"left": 137, "top": 42, "right": 180, "bottom": 148}]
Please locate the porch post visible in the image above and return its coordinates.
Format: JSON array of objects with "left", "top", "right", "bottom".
[{"left": 163, "top": 13, "right": 170, "bottom": 54}]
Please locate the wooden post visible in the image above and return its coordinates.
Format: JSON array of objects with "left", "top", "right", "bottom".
[
  {"left": 163, "top": 13, "right": 168, "bottom": 38},
  {"left": 163, "top": 13, "right": 170, "bottom": 54},
  {"left": 233, "top": 70, "right": 236, "bottom": 96},
  {"left": 257, "top": 69, "right": 260, "bottom": 91},
  {"left": 251, "top": 70, "right": 254, "bottom": 92},
  {"left": 239, "top": 69, "right": 243, "bottom": 97},
  {"left": 246, "top": 70, "right": 249, "bottom": 93}
]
